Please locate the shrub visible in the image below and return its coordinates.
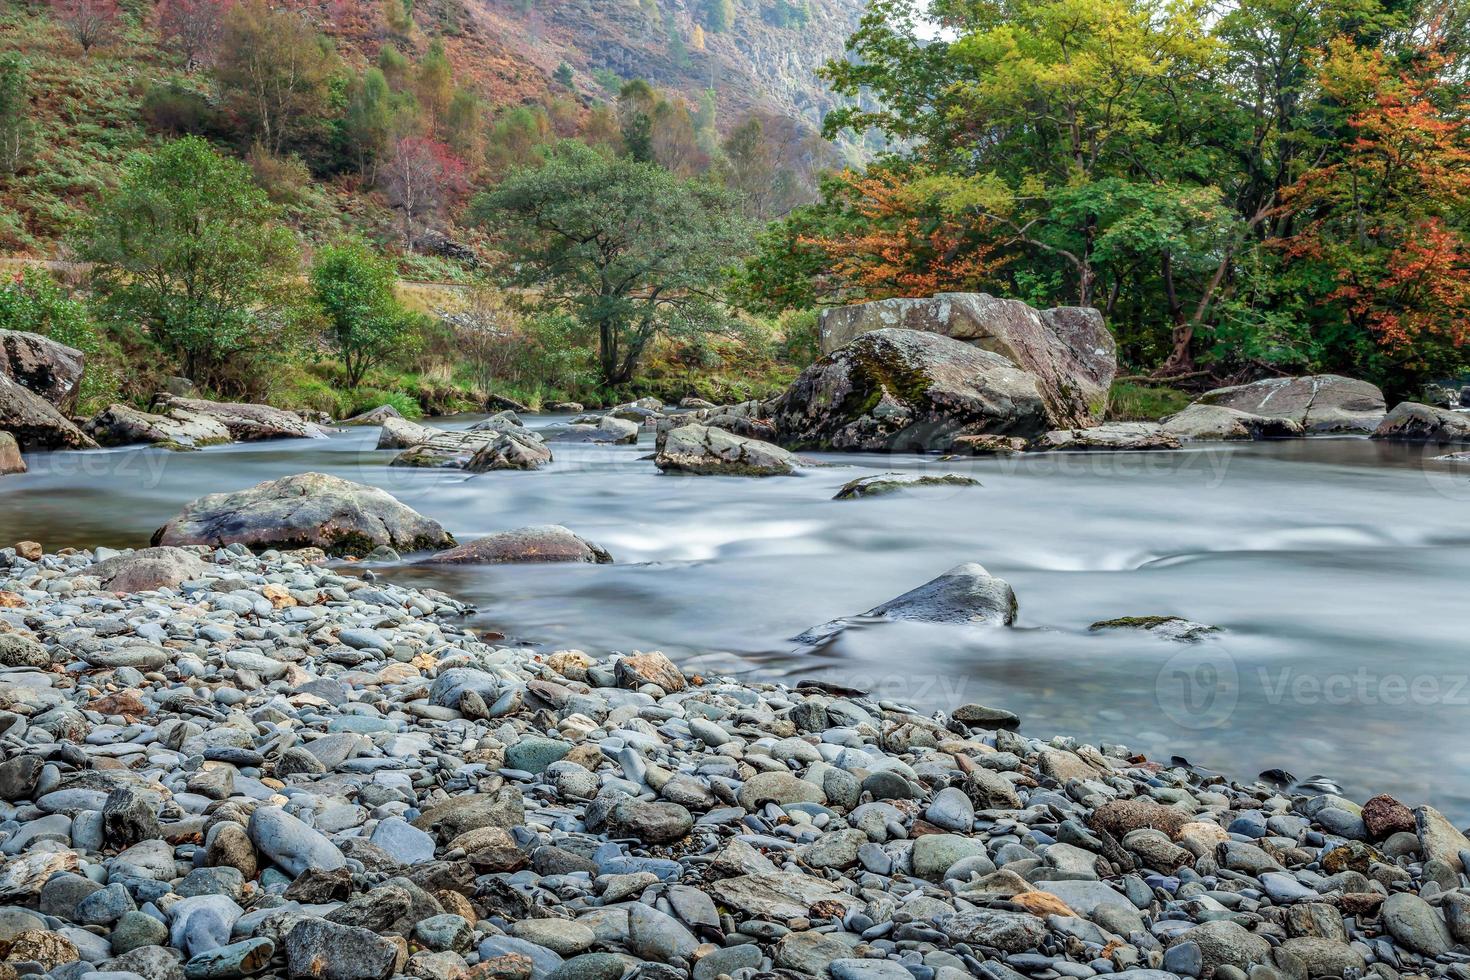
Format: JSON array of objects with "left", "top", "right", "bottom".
[
  {"left": 140, "top": 81, "right": 219, "bottom": 137},
  {"left": 0, "top": 269, "right": 121, "bottom": 413}
]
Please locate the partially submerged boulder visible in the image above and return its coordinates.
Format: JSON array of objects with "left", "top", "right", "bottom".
[
  {"left": 770, "top": 329, "right": 1051, "bottom": 452},
  {"left": 833, "top": 473, "right": 980, "bottom": 499},
  {"left": 951, "top": 434, "right": 1027, "bottom": 456},
  {"left": 0, "top": 432, "right": 24, "bottom": 475},
  {"left": 1194, "top": 375, "right": 1386, "bottom": 434},
  {"left": 89, "top": 547, "right": 213, "bottom": 592},
  {"left": 156, "top": 395, "right": 329, "bottom": 441},
  {"left": 1089, "top": 616, "right": 1221, "bottom": 642},
  {"left": 84, "top": 403, "right": 232, "bottom": 449},
  {"left": 796, "top": 561, "right": 1017, "bottom": 644},
  {"left": 819, "top": 294, "right": 1116, "bottom": 427},
  {"left": 655, "top": 424, "right": 798, "bottom": 476},
  {"left": 422, "top": 525, "right": 611, "bottom": 564},
  {"left": 377, "top": 416, "right": 438, "bottom": 450},
  {"left": 1371, "top": 402, "right": 1470, "bottom": 443},
  {"left": 1031, "top": 422, "right": 1182, "bottom": 452},
  {"left": 0, "top": 330, "right": 86, "bottom": 413},
  {"left": 1161, "top": 404, "right": 1304, "bottom": 441},
  {"left": 339, "top": 404, "right": 405, "bottom": 426},
  {"left": 542, "top": 416, "right": 639, "bottom": 445},
  {"left": 152, "top": 472, "right": 455, "bottom": 557},
  {"left": 0, "top": 374, "right": 97, "bottom": 451},
  {"left": 654, "top": 400, "right": 776, "bottom": 450},
  {"left": 465, "top": 431, "right": 553, "bottom": 472}
]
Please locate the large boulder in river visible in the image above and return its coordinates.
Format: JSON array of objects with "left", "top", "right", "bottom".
[
  {"left": 1194, "top": 375, "right": 1385, "bottom": 433},
  {"left": 0, "top": 330, "right": 86, "bottom": 413},
  {"left": 0, "top": 432, "right": 24, "bottom": 475},
  {"left": 378, "top": 416, "right": 437, "bottom": 449},
  {"left": 542, "top": 416, "right": 639, "bottom": 445},
  {"left": 796, "top": 561, "right": 1017, "bottom": 644},
  {"left": 655, "top": 424, "right": 798, "bottom": 476},
  {"left": 1370, "top": 402, "right": 1470, "bottom": 443},
  {"left": 770, "top": 329, "right": 1051, "bottom": 452},
  {"left": 1031, "top": 422, "right": 1182, "bottom": 452},
  {"left": 1161, "top": 403, "right": 1304, "bottom": 441},
  {"left": 819, "top": 294, "right": 1116, "bottom": 427},
  {"left": 422, "top": 525, "right": 611, "bottom": 564},
  {"left": 155, "top": 395, "right": 329, "bottom": 441},
  {"left": 152, "top": 472, "right": 454, "bottom": 557},
  {"left": 0, "top": 374, "right": 97, "bottom": 451},
  {"left": 84, "top": 403, "right": 232, "bottom": 449}
]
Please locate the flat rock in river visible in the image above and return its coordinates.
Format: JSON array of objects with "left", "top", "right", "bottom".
[
  {"left": 84, "top": 403, "right": 232, "bottom": 449},
  {"left": 818, "top": 293, "right": 1116, "bottom": 428},
  {"left": 422, "top": 525, "right": 611, "bottom": 565},
  {"left": 833, "top": 473, "right": 980, "bottom": 499},
  {"left": 770, "top": 328, "right": 1051, "bottom": 452},
  {"left": 1031, "top": 422, "right": 1182, "bottom": 452},
  {"left": 1194, "top": 375, "right": 1385, "bottom": 434},
  {"left": 654, "top": 424, "right": 797, "bottom": 476},
  {"left": 796, "top": 561, "right": 1016, "bottom": 644},
  {"left": 152, "top": 472, "right": 454, "bottom": 557},
  {"left": 1161, "top": 403, "right": 1305, "bottom": 441},
  {"left": 155, "top": 395, "right": 329, "bottom": 441}
]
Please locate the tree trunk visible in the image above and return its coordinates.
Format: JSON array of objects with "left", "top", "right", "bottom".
[{"left": 1155, "top": 250, "right": 1193, "bottom": 377}]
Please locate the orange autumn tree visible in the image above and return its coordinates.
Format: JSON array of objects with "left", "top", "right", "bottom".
[
  {"left": 800, "top": 166, "right": 1012, "bottom": 300},
  {"left": 1282, "top": 37, "right": 1470, "bottom": 375}
]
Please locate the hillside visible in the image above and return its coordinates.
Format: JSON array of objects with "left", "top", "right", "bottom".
[{"left": 0, "top": 0, "right": 864, "bottom": 257}]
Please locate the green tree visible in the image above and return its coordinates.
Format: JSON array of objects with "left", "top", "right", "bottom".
[
  {"left": 472, "top": 140, "right": 755, "bottom": 386},
  {"left": 214, "top": 0, "right": 337, "bottom": 155},
  {"left": 75, "top": 137, "right": 301, "bottom": 390},
  {"left": 704, "top": 0, "right": 733, "bottom": 32},
  {"left": 310, "top": 240, "right": 423, "bottom": 388},
  {"left": 617, "top": 79, "right": 656, "bottom": 162},
  {"left": 554, "top": 62, "right": 575, "bottom": 87},
  {"left": 0, "top": 54, "right": 28, "bottom": 175},
  {"left": 416, "top": 39, "right": 453, "bottom": 129}
]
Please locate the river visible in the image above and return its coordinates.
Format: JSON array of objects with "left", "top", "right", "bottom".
[{"left": 3, "top": 414, "right": 1467, "bottom": 816}]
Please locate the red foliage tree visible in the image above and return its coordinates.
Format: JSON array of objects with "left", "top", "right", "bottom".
[
  {"left": 51, "top": 0, "right": 119, "bottom": 55},
  {"left": 156, "top": 0, "right": 233, "bottom": 71},
  {"left": 380, "top": 136, "right": 468, "bottom": 247}
]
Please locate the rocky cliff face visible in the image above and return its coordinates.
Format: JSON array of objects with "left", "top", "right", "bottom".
[{"left": 469, "top": 0, "right": 865, "bottom": 138}]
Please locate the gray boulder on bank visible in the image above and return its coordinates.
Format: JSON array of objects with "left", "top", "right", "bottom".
[
  {"left": 654, "top": 424, "right": 798, "bottom": 476},
  {"left": 1194, "top": 375, "right": 1386, "bottom": 434},
  {"left": 0, "top": 432, "right": 24, "bottom": 475},
  {"left": 0, "top": 374, "right": 97, "bottom": 451},
  {"left": 796, "top": 561, "right": 1017, "bottom": 644},
  {"left": 0, "top": 329, "right": 86, "bottom": 414},
  {"left": 151, "top": 472, "right": 455, "bottom": 557},
  {"left": 1031, "top": 422, "right": 1182, "bottom": 452},
  {"left": 1161, "top": 403, "right": 1305, "bottom": 441},
  {"left": 422, "top": 525, "right": 612, "bottom": 565},
  {"left": 819, "top": 293, "right": 1117, "bottom": 428},
  {"left": 155, "top": 395, "right": 330, "bottom": 441},
  {"left": 89, "top": 546, "right": 213, "bottom": 592},
  {"left": 1371, "top": 402, "right": 1470, "bottom": 443},
  {"left": 84, "top": 403, "right": 232, "bottom": 449},
  {"left": 770, "top": 329, "right": 1051, "bottom": 453}
]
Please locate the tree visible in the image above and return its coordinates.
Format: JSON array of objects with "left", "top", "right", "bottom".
[
  {"left": 617, "top": 80, "right": 656, "bottom": 162},
  {"left": 415, "top": 39, "right": 453, "bottom": 130},
  {"left": 310, "top": 240, "right": 422, "bottom": 388},
  {"left": 484, "top": 105, "right": 552, "bottom": 179},
  {"left": 156, "top": 0, "right": 231, "bottom": 71},
  {"left": 215, "top": 0, "right": 336, "bottom": 155},
  {"left": 0, "top": 55, "right": 27, "bottom": 175},
  {"left": 472, "top": 140, "right": 755, "bottom": 387},
  {"left": 50, "top": 0, "right": 118, "bottom": 55},
  {"left": 381, "top": 135, "right": 467, "bottom": 245},
  {"left": 75, "top": 137, "right": 301, "bottom": 390},
  {"left": 553, "top": 62, "right": 575, "bottom": 87},
  {"left": 383, "top": 0, "right": 412, "bottom": 34},
  {"left": 704, "top": 0, "right": 733, "bottom": 32}
]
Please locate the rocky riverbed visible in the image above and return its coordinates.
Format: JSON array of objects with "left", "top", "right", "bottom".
[{"left": 3, "top": 545, "right": 1470, "bottom": 980}]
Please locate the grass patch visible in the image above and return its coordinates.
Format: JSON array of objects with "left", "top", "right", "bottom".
[{"left": 1106, "top": 381, "right": 1192, "bottom": 421}]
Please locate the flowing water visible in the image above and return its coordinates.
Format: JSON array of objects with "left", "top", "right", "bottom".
[{"left": 4, "top": 415, "right": 1468, "bottom": 816}]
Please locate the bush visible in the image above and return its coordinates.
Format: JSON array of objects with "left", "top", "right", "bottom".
[
  {"left": 776, "top": 308, "right": 819, "bottom": 366},
  {"left": 1106, "top": 381, "right": 1192, "bottom": 421},
  {"left": 139, "top": 81, "right": 219, "bottom": 137},
  {"left": 348, "top": 387, "right": 423, "bottom": 419},
  {"left": 246, "top": 144, "right": 313, "bottom": 206}
]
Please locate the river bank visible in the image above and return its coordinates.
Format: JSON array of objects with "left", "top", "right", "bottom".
[{"left": 2, "top": 542, "right": 1469, "bottom": 980}]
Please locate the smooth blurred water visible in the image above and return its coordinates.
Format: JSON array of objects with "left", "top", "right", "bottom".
[{"left": 4, "top": 415, "right": 1468, "bottom": 816}]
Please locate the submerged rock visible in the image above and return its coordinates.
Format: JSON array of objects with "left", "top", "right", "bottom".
[
  {"left": 796, "top": 561, "right": 1016, "bottom": 643},
  {"left": 818, "top": 293, "right": 1117, "bottom": 428},
  {"left": 770, "top": 328, "right": 1051, "bottom": 452},
  {"left": 1031, "top": 422, "right": 1182, "bottom": 452},
  {"left": 422, "top": 525, "right": 611, "bottom": 565},
  {"left": 654, "top": 424, "right": 798, "bottom": 476},
  {"left": 833, "top": 472, "right": 980, "bottom": 499},
  {"left": 152, "top": 472, "right": 455, "bottom": 557},
  {"left": 1371, "top": 402, "right": 1470, "bottom": 443},
  {"left": 1089, "top": 615, "right": 1221, "bottom": 642},
  {"left": 1195, "top": 374, "right": 1386, "bottom": 434}
]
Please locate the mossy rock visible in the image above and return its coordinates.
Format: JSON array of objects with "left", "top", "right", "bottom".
[
  {"left": 833, "top": 473, "right": 981, "bottom": 500},
  {"left": 1089, "top": 616, "right": 1221, "bottom": 642}
]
